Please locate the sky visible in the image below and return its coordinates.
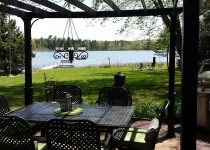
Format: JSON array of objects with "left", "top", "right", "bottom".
[{"left": 11, "top": 15, "right": 141, "bottom": 41}]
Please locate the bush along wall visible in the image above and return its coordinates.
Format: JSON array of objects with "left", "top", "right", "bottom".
[{"left": 134, "top": 100, "right": 181, "bottom": 123}]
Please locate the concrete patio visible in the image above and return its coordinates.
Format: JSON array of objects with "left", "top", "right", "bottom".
[
  {"left": 131, "top": 120, "right": 210, "bottom": 150},
  {"left": 156, "top": 124, "right": 210, "bottom": 150}
]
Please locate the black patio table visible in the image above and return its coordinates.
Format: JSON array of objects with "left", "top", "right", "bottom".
[{"left": 5, "top": 102, "right": 135, "bottom": 130}]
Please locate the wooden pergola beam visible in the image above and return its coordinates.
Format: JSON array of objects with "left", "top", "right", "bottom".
[
  {"left": 0, "top": 4, "right": 26, "bottom": 17},
  {"left": 0, "top": 0, "right": 49, "bottom": 17},
  {"left": 103, "top": 0, "right": 121, "bottom": 15},
  {"left": 27, "top": 7, "right": 183, "bottom": 18},
  {"left": 29, "top": 0, "right": 72, "bottom": 17},
  {"left": 64, "top": 0, "right": 95, "bottom": 16}
]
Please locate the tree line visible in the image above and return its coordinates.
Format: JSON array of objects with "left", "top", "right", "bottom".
[
  {"left": 1, "top": 0, "right": 210, "bottom": 75},
  {"left": 31, "top": 36, "right": 158, "bottom": 51}
]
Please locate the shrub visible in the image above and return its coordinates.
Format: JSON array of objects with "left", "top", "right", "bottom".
[
  {"left": 134, "top": 100, "right": 181, "bottom": 123},
  {"left": 134, "top": 101, "right": 163, "bottom": 119}
]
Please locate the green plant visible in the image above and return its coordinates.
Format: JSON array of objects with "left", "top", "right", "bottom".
[
  {"left": 174, "top": 101, "right": 181, "bottom": 123},
  {"left": 134, "top": 100, "right": 181, "bottom": 123},
  {"left": 42, "top": 72, "right": 58, "bottom": 102},
  {"left": 134, "top": 101, "right": 163, "bottom": 119}
]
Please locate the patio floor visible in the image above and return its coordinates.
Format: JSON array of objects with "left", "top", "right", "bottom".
[{"left": 131, "top": 120, "right": 210, "bottom": 150}]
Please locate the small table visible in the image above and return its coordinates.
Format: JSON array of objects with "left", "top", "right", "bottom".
[{"left": 5, "top": 102, "right": 135, "bottom": 129}]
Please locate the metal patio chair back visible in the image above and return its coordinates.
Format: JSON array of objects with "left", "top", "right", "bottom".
[
  {"left": 0, "top": 95, "right": 42, "bottom": 135},
  {"left": 53, "top": 85, "right": 82, "bottom": 104},
  {"left": 45, "top": 119, "right": 102, "bottom": 150},
  {"left": 0, "top": 95, "right": 12, "bottom": 115},
  {"left": 97, "top": 87, "right": 130, "bottom": 106},
  {"left": 112, "top": 99, "right": 170, "bottom": 150},
  {"left": 97, "top": 87, "right": 132, "bottom": 140},
  {"left": 109, "top": 87, "right": 130, "bottom": 106},
  {"left": 97, "top": 87, "right": 112, "bottom": 106},
  {"left": 0, "top": 116, "right": 36, "bottom": 150}
]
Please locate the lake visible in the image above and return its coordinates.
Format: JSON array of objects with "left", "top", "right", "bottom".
[{"left": 32, "top": 50, "right": 168, "bottom": 69}]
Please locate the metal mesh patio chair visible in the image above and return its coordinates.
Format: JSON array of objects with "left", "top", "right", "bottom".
[
  {"left": 109, "top": 87, "right": 131, "bottom": 106},
  {"left": 0, "top": 116, "right": 47, "bottom": 150},
  {"left": 0, "top": 116, "right": 36, "bottom": 150},
  {"left": 45, "top": 119, "right": 110, "bottom": 150},
  {"left": 97, "top": 87, "right": 131, "bottom": 106},
  {"left": 96, "top": 87, "right": 132, "bottom": 141},
  {"left": 0, "top": 95, "right": 41, "bottom": 135},
  {"left": 0, "top": 95, "right": 12, "bottom": 115},
  {"left": 97, "top": 87, "right": 112, "bottom": 106},
  {"left": 112, "top": 99, "right": 170, "bottom": 150},
  {"left": 53, "top": 85, "right": 83, "bottom": 104}
]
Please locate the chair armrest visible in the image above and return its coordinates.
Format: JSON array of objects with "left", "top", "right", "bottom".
[
  {"left": 33, "top": 135, "right": 47, "bottom": 143},
  {"left": 103, "top": 133, "right": 111, "bottom": 150},
  {"left": 131, "top": 116, "right": 151, "bottom": 122},
  {"left": 80, "top": 98, "right": 83, "bottom": 104}
]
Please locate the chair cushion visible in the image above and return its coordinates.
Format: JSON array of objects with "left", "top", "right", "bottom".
[
  {"left": 145, "top": 118, "right": 159, "bottom": 143},
  {"left": 124, "top": 128, "right": 147, "bottom": 143},
  {"left": 114, "top": 127, "right": 156, "bottom": 150},
  {"left": 124, "top": 128, "right": 155, "bottom": 149},
  {"left": 147, "top": 118, "right": 159, "bottom": 131},
  {"left": 114, "top": 128, "right": 147, "bottom": 149},
  {"left": 34, "top": 142, "right": 48, "bottom": 150},
  {"left": 38, "top": 143, "right": 48, "bottom": 150}
]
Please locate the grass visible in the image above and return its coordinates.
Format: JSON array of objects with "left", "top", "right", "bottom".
[{"left": 0, "top": 64, "right": 181, "bottom": 118}]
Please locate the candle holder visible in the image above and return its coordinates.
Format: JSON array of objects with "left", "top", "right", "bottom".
[
  {"left": 60, "top": 92, "right": 72, "bottom": 112},
  {"left": 53, "top": 48, "right": 88, "bottom": 63}
]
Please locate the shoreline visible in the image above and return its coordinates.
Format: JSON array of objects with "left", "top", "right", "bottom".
[{"left": 38, "top": 62, "right": 168, "bottom": 70}]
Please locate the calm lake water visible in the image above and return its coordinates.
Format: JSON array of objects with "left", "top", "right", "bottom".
[{"left": 32, "top": 50, "right": 167, "bottom": 69}]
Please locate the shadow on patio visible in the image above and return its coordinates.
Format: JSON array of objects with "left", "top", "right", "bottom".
[{"left": 156, "top": 124, "right": 210, "bottom": 150}]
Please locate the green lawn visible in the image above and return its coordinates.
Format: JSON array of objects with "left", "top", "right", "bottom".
[{"left": 0, "top": 64, "right": 181, "bottom": 118}]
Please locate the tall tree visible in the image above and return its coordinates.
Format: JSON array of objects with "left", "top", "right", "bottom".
[
  {"left": 47, "top": 35, "right": 53, "bottom": 50},
  {"left": 156, "top": 27, "right": 170, "bottom": 51},
  {"left": 92, "top": 0, "right": 183, "bottom": 56},
  {"left": 198, "top": 0, "right": 210, "bottom": 72},
  {"left": 0, "top": 13, "right": 24, "bottom": 74}
]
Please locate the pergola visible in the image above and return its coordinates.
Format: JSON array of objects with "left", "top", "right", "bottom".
[{"left": 0, "top": 0, "right": 199, "bottom": 149}]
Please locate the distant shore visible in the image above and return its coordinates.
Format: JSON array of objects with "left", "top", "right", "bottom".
[{"left": 33, "top": 50, "right": 168, "bottom": 69}]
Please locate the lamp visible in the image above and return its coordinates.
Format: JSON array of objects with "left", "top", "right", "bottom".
[
  {"left": 53, "top": 17, "right": 88, "bottom": 63},
  {"left": 60, "top": 92, "right": 72, "bottom": 112},
  {"left": 53, "top": 47, "right": 88, "bottom": 63}
]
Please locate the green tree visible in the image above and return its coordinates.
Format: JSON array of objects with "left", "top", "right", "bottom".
[
  {"left": 31, "top": 39, "right": 37, "bottom": 50},
  {"left": 0, "top": 13, "right": 24, "bottom": 74},
  {"left": 199, "top": 0, "right": 210, "bottom": 72},
  {"left": 92, "top": 0, "right": 182, "bottom": 55},
  {"left": 156, "top": 27, "right": 170, "bottom": 51},
  {"left": 52, "top": 36, "right": 57, "bottom": 50},
  {"left": 47, "top": 35, "right": 53, "bottom": 50}
]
